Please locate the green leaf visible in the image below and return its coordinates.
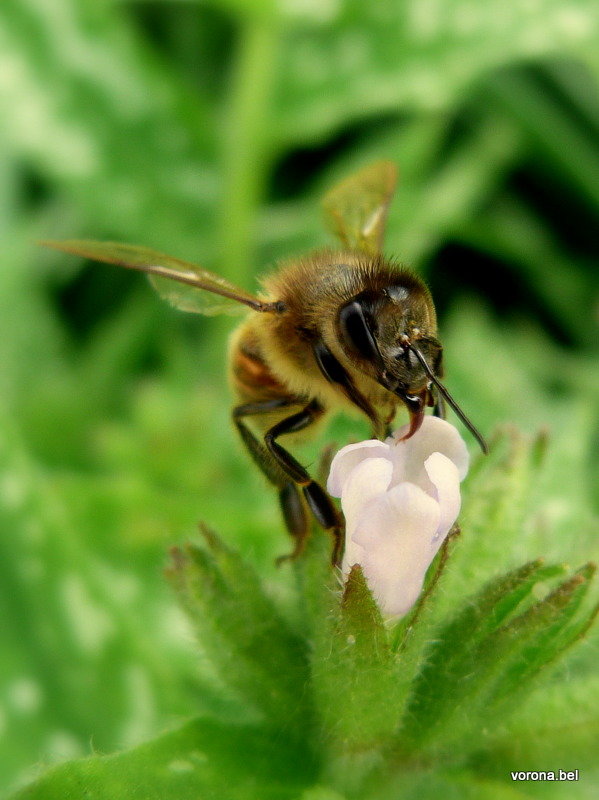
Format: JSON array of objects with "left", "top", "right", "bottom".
[
  {"left": 389, "top": 113, "right": 522, "bottom": 266},
  {"left": 0, "top": 0, "right": 219, "bottom": 261},
  {"left": 486, "top": 66, "right": 599, "bottom": 208},
  {"left": 403, "top": 561, "right": 561, "bottom": 738},
  {"left": 274, "top": 0, "right": 599, "bottom": 148},
  {"left": 403, "top": 562, "right": 597, "bottom": 754},
  {"left": 487, "top": 564, "right": 598, "bottom": 706},
  {"left": 8, "top": 717, "right": 315, "bottom": 800},
  {"left": 476, "top": 672, "right": 599, "bottom": 777},
  {"left": 0, "top": 406, "right": 197, "bottom": 788},
  {"left": 166, "top": 529, "right": 312, "bottom": 734},
  {"left": 459, "top": 193, "right": 596, "bottom": 347}
]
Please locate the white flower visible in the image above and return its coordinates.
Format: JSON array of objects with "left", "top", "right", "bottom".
[{"left": 327, "top": 416, "right": 469, "bottom": 618}]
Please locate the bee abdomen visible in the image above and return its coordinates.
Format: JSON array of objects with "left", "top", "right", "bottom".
[{"left": 230, "top": 325, "right": 292, "bottom": 405}]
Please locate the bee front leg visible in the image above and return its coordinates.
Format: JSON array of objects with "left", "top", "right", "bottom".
[{"left": 432, "top": 386, "right": 446, "bottom": 419}]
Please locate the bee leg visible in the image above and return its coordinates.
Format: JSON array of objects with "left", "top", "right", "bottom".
[
  {"left": 232, "top": 398, "right": 344, "bottom": 564},
  {"left": 233, "top": 399, "right": 296, "bottom": 486},
  {"left": 232, "top": 400, "right": 310, "bottom": 561},
  {"left": 263, "top": 401, "right": 344, "bottom": 566},
  {"left": 302, "top": 480, "right": 345, "bottom": 566},
  {"left": 276, "top": 483, "right": 310, "bottom": 565},
  {"left": 432, "top": 387, "right": 446, "bottom": 419},
  {"left": 431, "top": 350, "right": 447, "bottom": 418}
]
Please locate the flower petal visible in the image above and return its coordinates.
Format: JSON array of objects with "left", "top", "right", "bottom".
[
  {"left": 340, "top": 457, "right": 393, "bottom": 527},
  {"left": 424, "top": 452, "right": 461, "bottom": 554},
  {"left": 390, "top": 416, "right": 470, "bottom": 493},
  {"left": 327, "top": 439, "right": 391, "bottom": 497},
  {"left": 339, "top": 457, "right": 393, "bottom": 576},
  {"left": 349, "top": 482, "right": 441, "bottom": 617}
]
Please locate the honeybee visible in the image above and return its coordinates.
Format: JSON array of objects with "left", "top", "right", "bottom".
[{"left": 42, "top": 162, "right": 486, "bottom": 563}]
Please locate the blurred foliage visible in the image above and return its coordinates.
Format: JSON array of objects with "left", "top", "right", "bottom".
[{"left": 0, "top": 0, "right": 598, "bottom": 796}]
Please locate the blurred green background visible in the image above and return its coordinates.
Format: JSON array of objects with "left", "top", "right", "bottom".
[{"left": 0, "top": 0, "right": 598, "bottom": 794}]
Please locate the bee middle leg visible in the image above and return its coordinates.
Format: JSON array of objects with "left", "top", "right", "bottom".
[
  {"left": 263, "top": 400, "right": 344, "bottom": 565},
  {"left": 233, "top": 399, "right": 344, "bottom": 564},
  {"left": 233, "top": 400, "right": 308, "bottom": 556}
]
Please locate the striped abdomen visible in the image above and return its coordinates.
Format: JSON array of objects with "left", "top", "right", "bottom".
[{"left": 229, "top": 321, "right": 296, "bottom": 406}]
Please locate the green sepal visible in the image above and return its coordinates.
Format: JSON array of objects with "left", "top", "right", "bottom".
[
  {"left": 325, "top": 566, "right": 401, "bottom": 746},
  {"left": 295, "top": 527, "right": 401, "bottom": 750},
  {"left": 7, "top": 717, "right": 316, "bottom": 800},
  {"left": 410, "top": 559, "right": 564, "bottom": 680},
  {"left": 301, "top": 560, "right": 408, "bottom": 793},
  {"left": 381, "top": 528, "right": 464, "bottom": 723},
  {"left": 166, "top": 527, "right": 312, "bottom": 734},
  {"left": 399, "top": 560, "right": 556, "bottom": 745}
]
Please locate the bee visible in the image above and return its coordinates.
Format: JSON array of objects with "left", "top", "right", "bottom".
[{"left": 42, "top": 161, "right": 486, "bottom": 563}]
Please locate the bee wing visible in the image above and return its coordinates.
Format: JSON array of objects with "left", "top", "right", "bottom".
[
  {"left": 322, "top": 161, "right": 397, "bottom": 256},
  {"left": 41, "top": 240, "right": 269, "bottom": 316}
]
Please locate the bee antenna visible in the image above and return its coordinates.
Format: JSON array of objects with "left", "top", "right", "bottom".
[{"left": 408, "top": 344, "right": 488, "bottom": 454}]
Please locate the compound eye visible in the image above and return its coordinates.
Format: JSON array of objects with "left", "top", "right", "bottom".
[{"left": 338, "top": 300, "right": 380, "bottom": 362}]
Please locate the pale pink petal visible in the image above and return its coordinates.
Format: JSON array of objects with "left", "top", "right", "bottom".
[
  {"left": 327, "top": 439, "right": 390, "bottom": 497},
  {"left": 339, "top": 457, "right": 393, "bottom": 534},
  {"left": 342, "top": 488, "right": 395, "bottom": 576},
  {"left": 424, "top": 452, "right": 461, "bottom": 555},
  {"left": 384, "top": 482, "right": 441, "bottom": 573},
  {"left": 390, "top": 416, "right": 470, "bottom": 490},
  {"left": 339, "top": 458, "right": 393, "bottom": 576},
  {"left": 351, "top": 483, "right": 440, "bottom": 617}
]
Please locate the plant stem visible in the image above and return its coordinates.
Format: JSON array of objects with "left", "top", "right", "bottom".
[{"left": 219, "top": 15, "right": 280, "bottom": 286}]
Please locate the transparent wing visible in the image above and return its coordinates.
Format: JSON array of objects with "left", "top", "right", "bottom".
[
  {"left": 322, "top": 161, "right": 397, "bottom": 256},
  {"left": 41, "top": 240, "right": 267, "bottom": 316}
]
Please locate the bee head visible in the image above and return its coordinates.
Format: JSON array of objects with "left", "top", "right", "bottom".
[
  {"left": 336, "top": 288, "right": 487, "bottom": 453},
  {"left": 337, "top": 288, "right": 436, "bottom": 389}
]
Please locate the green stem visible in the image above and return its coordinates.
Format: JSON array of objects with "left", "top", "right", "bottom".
[{"left": 219, "top": 16, "right": 280, "bottom": 286}]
